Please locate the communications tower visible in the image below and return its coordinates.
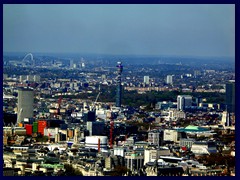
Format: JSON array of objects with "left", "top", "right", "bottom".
[{"left": 116, "top": 62, "right": 123, "bottom": 107}]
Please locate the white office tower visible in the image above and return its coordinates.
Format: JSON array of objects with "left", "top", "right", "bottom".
[
  {"left": 17, "top": 87, "right": 34, "bottom": 123},
  {"left": 166, "top": 75, "right": 173, "bottom": 85},
  {"left": 177, "top": 95, "right": 192, "bottom": 111},
  {"left": 26, "top": 75, "right": 34, "bottom": 82},
  {"left": 221, "top": 111, "right": 231, "bottom": 126},
  {"left": 33, "top": 75, "right": 41, "bottom": 82},
  {"left": 81, "top": 62, "right": 85, "bottom": 68},
  {"left": 144, "top": 76, "right": 150, "bottom": 85},
  {"left": 19, "top": 75, "right": 26, "bottom": 82}
]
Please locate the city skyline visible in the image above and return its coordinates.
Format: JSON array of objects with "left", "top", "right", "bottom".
[{"left": 3, "top": 4, "right": 235, "bottom": 58}]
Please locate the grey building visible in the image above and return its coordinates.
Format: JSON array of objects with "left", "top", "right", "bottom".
[
  {"left": 87, "top": 121, "right": 105, "bottom": 136},
  {"left": 17, "top": 87, "right": 34, "bottom": 123}
]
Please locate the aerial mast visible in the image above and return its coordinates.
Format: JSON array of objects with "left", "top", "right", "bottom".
[{"left": 116, "top": 62, "right": 123, "bottom": 108}]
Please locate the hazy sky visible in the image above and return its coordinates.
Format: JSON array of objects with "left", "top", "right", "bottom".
[{"left": 3, "top": 4, "right": 235, "bottom": 57}]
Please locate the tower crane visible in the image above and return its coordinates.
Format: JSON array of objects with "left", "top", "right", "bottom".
[{"left": 95, "top": 92, "right": 101, "bottom": 104}]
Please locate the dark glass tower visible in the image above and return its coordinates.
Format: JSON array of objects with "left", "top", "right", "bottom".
[
  {"left": 116, "top": 62, "right": 123, "bottom": 107},
  {"left": 226, "top": 80, "right": 235, "bottom": 113}
]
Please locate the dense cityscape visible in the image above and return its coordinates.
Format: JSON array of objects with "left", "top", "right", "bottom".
[{"left": 3, "top": 53, "right": 235, "bottom": 176}]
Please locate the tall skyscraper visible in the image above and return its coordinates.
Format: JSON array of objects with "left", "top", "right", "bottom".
[
  {"left": 226, "top": 80, "right": 235, "bottom": 113},
  {"left": 221, "top": 111, "right": 231, "bottom": 126},
  {"left": 19, "top": 75, "right": 26, "bottom": 82},
  {"left": 33, "top": 75, "right": 41, "bottom": 82},
  {"left": 17, "top": 87, "right": 34, "bottom": 123},
  {"left": 26, "top": 75, "right": 34, "bottom": 82},
  {"left": 116, "top": 62, "right": 123, "bottom": 107},
  {"left": 177, "top": 95, "right": 192, "bottom": 111},
  {"left": 166, "top": 75, "right": 173, "bottom": 85},
  {"left": 69, "top": 59, "right": 74, "bottom": 68},
  {"left": 144, "top": 76, "right": 150, "bottom": 85}
]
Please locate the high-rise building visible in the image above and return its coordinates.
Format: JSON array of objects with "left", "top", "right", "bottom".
[
  {"left": 221, "top": 111, "right": 232, "bottom": 126},
  {"left": 33, "top": 75, "right": 41, "bottom": 82},
  {"left": 19, "top": 75, "right": 26, "bottom": 82},
  {"left": 125, "top": 151, "right": 144, "bottom": 172},
  {"left": 144, "top": 76, "right": 150, "bottom": 85},
  {"left": 226, "top": 80, "right": 235, "bottom": 113},
  {"left": 166, "top": 75, "right": 173, "bottom": 85},
  {"left": 69, "top": 59, "right": 74, "bottom": 68},
  {"left": 87, "top": 121, "right": 105, "bottom": 136},
  {"left": 83, "top": 111, "right": 96, "bottom": 122},
  {"left": 3, "top": 74, "right": 8, "bottom": 80},
  {"left": 26, "top": 75, "right": 34, "bottom": 82},
  {"left": 17, "top": 87, "right": 34, "bottom": 123},
  {"left": 116, "top": 62, "right": 123, "bottom": 107},
  {"left": 177, "top": 95, "right": 192, "bottom": 111},
  {"left": 194, "top": 70, "right": 201, "bottom": 78}
]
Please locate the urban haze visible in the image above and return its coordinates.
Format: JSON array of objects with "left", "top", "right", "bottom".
[{"left": 3, "top": 4, "right": 235, "bottom": 176}]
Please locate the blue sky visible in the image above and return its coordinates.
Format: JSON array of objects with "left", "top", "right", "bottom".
[{"left": 3, "top": 4, "right": 235, "bottom": 57}]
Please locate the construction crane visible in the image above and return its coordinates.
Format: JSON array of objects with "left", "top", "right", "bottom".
[
  {"left": 95, "top": 92, "right": 101, "bottom": 104},
  {"left": 93, "top": 85, "right": 101, "bottom": 111}
]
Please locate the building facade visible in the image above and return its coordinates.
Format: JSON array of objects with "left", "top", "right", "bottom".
[
  {"left": 144, "top": 76, "right": 150, "bottom": 85},
  {"left": 225, "top": 80, "right": 235, "bottom": 113},
  {"left": 177, "top": 95, "right": 192, "bottom": 111},
  {"left": 166, "top": 75, "right": 173, "bottom": 85},
  {"left": 17, "top": 88, "right": 34, "bottom": 123}
]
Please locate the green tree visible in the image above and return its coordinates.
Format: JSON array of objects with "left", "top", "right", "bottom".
[
  {"left": 64, "top": 164, "right": 83, "bottom": 176},
  {"left": 110, "top": 165, "right": 129, "bottom": 176}
]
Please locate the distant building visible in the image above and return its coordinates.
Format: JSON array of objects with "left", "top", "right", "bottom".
[
  {"left": 163, "top": 129, "right": 178, "bottom": 142},
  {"left": 191, "top": 141, "right": 217, "bottom": 155},
  {"left": 163, "top": 129, "right": 186, "bottom": 143},
  {"left": 166, "top": 75, "right": 173, "bottom": 85},
  {"left": 116, "top": 62, "right": 123, "bottom": 107},
  {"left": 155, "top": 101, "right": 176, "bottom": 110},
  {"left": 113, "top": 147, "right": 126, "bottom": 157},
  {"left": 81, "top": 62, "right": 85, "bottom": 68},
  {"left": 87, "top": 121, "right": 105, "bottom": 136},
  {"left": 144, "top": 76, "right": 150, "bottom": 85},
  {"left": 124, "top": 151, "right": 144, "bottom": 172},
  {"left": 166, "top": 109, "right": 186, "bottom": 121},
  {"left": 221, "top": 111, "right": 232, "bottom": 126},
  {"left": 26, "top": 75, "right": 34, "bottom": 82},
  {"left": 83, "top": 111, "right": 96, "bottom": 122},
  {"left": 148, "top": 131, "right": 162, "bottom": 146},
  {"left": 144, "top": 147, "right": 172, "bottom": 165},
  {"left": 3, "top": 74, "right": 8, "bottom": 80},
  {"left": 225, "top": 80, "right": 235, "bottom": 113},
  {"left": 19, "top": 75, "right": 26, "bottom": 82},
  {"left": 85, "top": 136, "right": 108, "bottom": 150},
  {"left": 101, "top": 74, "right": 107, "bottom": 81},
  {"left": 194, "top": 70, "right": 201, "bottom": 78},
  {"left": 17, "top": 87, "right": 34, "bottom": 123},
  {"left": 33, "top": 75, "right": 41, "bottom": 82},
  {"left": 177, "top": 95, "right": 192, "bottom": 111},
  {"left": 180, "top": 138, "right": 195, "bottom": 149},
  {"left": 69, "top": 59, "right": 74, "bottom": 68}
]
